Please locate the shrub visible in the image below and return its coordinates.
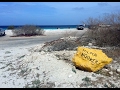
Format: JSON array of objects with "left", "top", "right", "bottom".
[
  {"left": 12, "top": 25, "right": 45, "bottom": 36},
  {"left": 52, "top": 40, "right": 78, "bottom": 51},
  {"left": 7, "top": 25, "right": 15, "bottom": 30},
  {"left": 81, "top": 12, "right": 120, "bottom": 47}
]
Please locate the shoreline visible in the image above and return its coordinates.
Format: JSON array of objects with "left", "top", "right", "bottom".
[{"left": 5, "top": 28, "right": 87, "bottom": 36}]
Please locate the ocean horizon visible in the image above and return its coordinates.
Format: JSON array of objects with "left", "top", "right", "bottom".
[{"left": 0, "top": 25, "right": 88, "bottom": 30}]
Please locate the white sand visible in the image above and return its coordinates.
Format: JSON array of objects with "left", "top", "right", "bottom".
[
  {"left": 5, "top": 28, "right": 87, "bottom": 36},
  {"left": 0, "top": 44, "right": 102, "bottom": 88},
  {"left": 1, "top": 28, "right": 118, "bottom": 88},
  {"left": 5, "top": 29, "right": 74, "bottom": 36},
  {"left": 5, "top": 30, "right": 14, "bottom": 36}
]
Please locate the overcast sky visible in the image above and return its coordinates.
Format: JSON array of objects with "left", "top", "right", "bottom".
[{"left": 0, "top": 2, "right": 120, "bottom": 25}]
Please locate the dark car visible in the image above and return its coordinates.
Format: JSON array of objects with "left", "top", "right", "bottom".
[
  {"left": 0, "top": 28, "right": 5, "bottom": 36},
  {"left": 76, "top": 25, "right": 84, "bottom": 30}
]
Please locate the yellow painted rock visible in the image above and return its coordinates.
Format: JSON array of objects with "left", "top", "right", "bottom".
[{"left": 72, "top": 46, "right": 112, "bottom": 72}]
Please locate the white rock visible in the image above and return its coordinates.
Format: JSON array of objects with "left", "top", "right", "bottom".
[
  {"left": 88, "top": 43, "right": 92, "bottom": 46},
  {"left": 102, "top": 68, "right": 109, "bottom": 72},
  {"left": 108, "top": 71, "right": 113, "bottom": 75},
  {"left": 68, "top": 74, "right": 72, "bottom": 78},
  {"left": 116, "top": 69, "right": 120, "bottom": 74}
]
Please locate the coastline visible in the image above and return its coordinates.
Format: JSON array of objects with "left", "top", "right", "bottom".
[{"left": 5, "top": 28, "right": 87, "bottom": 37}]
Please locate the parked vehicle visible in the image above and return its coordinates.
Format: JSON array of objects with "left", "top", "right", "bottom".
[
  {"left": 0, "top": 28, "right": 5, "bottom": 36},
  {"left": 76, "top": 25, "right": 84, "bottom": 30}
]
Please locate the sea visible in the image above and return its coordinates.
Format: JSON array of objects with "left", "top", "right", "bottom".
[{"left": 0, "top": 25, "right": 88, "bottom": 30}]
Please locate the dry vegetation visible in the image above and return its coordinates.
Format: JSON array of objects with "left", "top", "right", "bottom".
[
  {"left": 12, "top": 25, "right": 45, "bottom": 36},
  {"left": 80, "top": 12, "right": 120, "bottom": 60},
  {"left": 40, "top": 12, "right": 120, "bottom": 59}
]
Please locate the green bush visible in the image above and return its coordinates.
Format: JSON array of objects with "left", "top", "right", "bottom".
[{"left": 12, "top": 25, "right": 45, "bottom": 36}]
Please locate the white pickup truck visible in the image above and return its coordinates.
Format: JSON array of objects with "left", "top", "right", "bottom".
[{"left": 0, "top": 28, "right": 5, "bottom": 36}]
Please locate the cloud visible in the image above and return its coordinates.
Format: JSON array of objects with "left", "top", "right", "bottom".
[
  {"left": 97, "top": 2, "right": 109, "bottom": 7},
  {"left": 72, "top": 7, "right": 84, "bottom": 11}
]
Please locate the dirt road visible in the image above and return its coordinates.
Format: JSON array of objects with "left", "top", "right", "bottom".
[{"left": 0, "top": 28, "right": 88, "bottom": 48}]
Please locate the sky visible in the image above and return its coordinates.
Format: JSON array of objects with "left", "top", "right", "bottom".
[{"left": 0, "top": 2, "right": 120, "bottom": 25}]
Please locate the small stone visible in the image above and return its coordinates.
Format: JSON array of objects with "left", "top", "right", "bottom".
[
  {"left": 108, "top": 71, "right": 113, "bottom": 75},
  {"left": 116, "top": 69, "right": 120, "bottom": 74},
  {"left": 102, "top": 68, "right": 109, "bottom": 72},
  {"left": 68, "top": 74, "right": 72, "bottom": 78},
  {"left": 88, "top": 43, "right": 92, "bottom": 46},
  {"left": 92, "top": 74, "right": 96, "bottom": 77}
]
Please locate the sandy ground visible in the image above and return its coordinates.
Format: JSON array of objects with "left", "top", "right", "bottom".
[
  {"left": 0, "top": 28, "right": 119, "bottom": 88},
  {"left": 5, "top": 28, "right": 86, "bottom": 36}
]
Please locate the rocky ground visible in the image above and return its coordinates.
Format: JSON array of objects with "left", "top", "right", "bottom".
[{"left": 0, "top": 30, "right": 120, "bottom": 88}]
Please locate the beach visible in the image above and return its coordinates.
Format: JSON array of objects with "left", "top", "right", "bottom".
[
  {"left": 0, "top": 28, "right": 120, "bottom": 88},
  {"left": 5, "top": 28, "right": 87, "bottom": 37}
]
